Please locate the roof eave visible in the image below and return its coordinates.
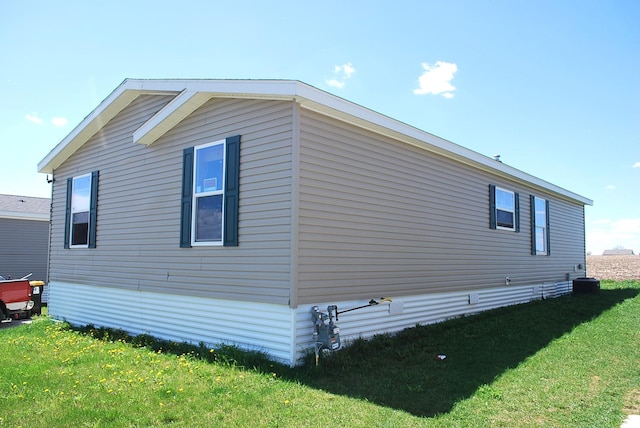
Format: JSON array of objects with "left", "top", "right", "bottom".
[
  {"left": 38, "top": 78, "right": 593, "bottom": 206},
  {"left": 38, "top": 79, "right": 145, "bottom": 173}
]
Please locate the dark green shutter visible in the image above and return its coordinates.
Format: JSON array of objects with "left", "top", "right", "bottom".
[
  {"left": 88, "top": 171, "right": 99, "bottom": 248},
  {"left": 514, "top": 192, "right": 520, "bottom": 233},
  {"left": 489, "top": 184, "right": 496, "bottom": 229},
  {"left": 223, "top": 135, "right": 240, "bottom": 246},
  {"left": 180, "top": 147, "right": 194, "bottom": 248},
  {"left": 530, "top": 195, "right": 537, "bottom": 255},
  {"left": 64, "top": 178, "right": 72, "bottom": 248},
  {"left": 545, "top": 201, "right": 551, "bottom": 256}
]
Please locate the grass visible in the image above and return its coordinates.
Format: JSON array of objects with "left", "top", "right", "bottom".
[{"left": 1, "top": 280, "right": 639, "bottom": 427}]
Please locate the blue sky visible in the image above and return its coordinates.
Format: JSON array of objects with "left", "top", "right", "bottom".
[{"left": 1, "top": 0, "right": 638, "bottom": 255}]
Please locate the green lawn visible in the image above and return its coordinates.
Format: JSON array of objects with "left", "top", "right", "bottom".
[{"left": 1, "top": 280, "right": 638, "bottom": 427}]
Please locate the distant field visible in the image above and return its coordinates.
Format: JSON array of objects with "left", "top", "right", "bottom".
[{"left": 587, "top": 255, "right": 640, "bottom": 280}]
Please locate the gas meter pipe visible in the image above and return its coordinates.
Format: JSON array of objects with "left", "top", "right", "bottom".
[
  {"left": 311, "top": 297, "right": 392, "bottom": 366},
  {"left": 332, "top": 297, "right": 392, "bottom": 321}
]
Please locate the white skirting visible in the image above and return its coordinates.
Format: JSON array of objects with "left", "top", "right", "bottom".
[
  {"left": 48, "top": 281, "right": 295, "bottom": 364},
  {"left": 48, "top": 281, "right": 571, "bottom": 366}
]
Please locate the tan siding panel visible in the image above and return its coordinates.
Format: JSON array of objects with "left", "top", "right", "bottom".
[
  {"left": 296, "top": 110, "right": 586, "bottom": 304},
  {"left": 49, "top": 96, "right": 294, "bottom": 305}
]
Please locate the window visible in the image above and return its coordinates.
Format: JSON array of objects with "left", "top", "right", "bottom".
[
  {"left": 194, "top": 141, "right": 225, "bottom": 242},
  {"left": 64, "top": 171, "right": 99, "bottom": 248},
  {"left": 180, "top": 135, "right": 240, "bottom": 247},
  {"left": 489, "top": 185, "right": 519, "bottom": 231},
  {"left": 531, "top": 196, "right": 550, "bottom": 255}
]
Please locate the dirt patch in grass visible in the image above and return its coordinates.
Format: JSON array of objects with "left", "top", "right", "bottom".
[
  {"left": 624, "top": 389, "right": 640, "bottom": 415},
  {"left": 586, "top": 255, "right": 640, "bottom": 280}
]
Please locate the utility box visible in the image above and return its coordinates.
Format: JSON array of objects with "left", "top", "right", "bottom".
[{"left": 572, "top": 277, "right": 600, "bottom": 295}]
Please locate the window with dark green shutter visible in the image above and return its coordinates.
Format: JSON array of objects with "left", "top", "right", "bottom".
[
  {"left": 180, "top": 136, "right": 240, "bottom": 247},
  {"left": 64, "top": 171, "right": 99, "bottom": 248},
  {"left": 489, "top": 185, "right": 519, "bottom": 232}
]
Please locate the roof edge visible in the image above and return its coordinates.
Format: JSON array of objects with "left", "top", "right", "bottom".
[
  {"left": 0, "top": 211, "right": 49, "bottom": 221},
  {"left": 37, "top": 78, "right": 592, "bottom": 206}
]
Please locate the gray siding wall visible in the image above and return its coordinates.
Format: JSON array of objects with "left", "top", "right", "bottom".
[
  {"left": 295, "top": 109, "right": 586, "bottom": 304},
  {"left": 49, "top": 95, "right": 294, "bottom": 305},
  {"left": 0, "top": 218, "right": 49, "bottom": 280}
]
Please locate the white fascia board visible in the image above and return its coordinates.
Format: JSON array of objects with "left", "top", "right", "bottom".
[
  {"left": 0, "top": 211, "right": 49, "bottom": 221},
  {"left": 38, "top": 80, "right": 144, "bottom": 173},
  {"left": 38, "top": 79, "right": 299, "bottom": 173},
  {"left": 128, "top": 78, "right": 301, "bottom": 100},
  {"left": 38, "top": 78, "right": 592, "bottom": 206},
  {"left": 133, "top": 90, "right": 212, "bottom": 146},
  {"left": 294, "top": 88, "right": 594, "bottom": 206}
]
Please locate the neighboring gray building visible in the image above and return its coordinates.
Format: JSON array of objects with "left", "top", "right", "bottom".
[
  {"left": 38, "top": 79, "right": 593, "bottom": 365},
  {"left": 0, "top": 194, "right": 50, "bottom": 281}
]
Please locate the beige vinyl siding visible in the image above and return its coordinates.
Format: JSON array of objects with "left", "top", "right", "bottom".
[
  {"left": 295, "top": 109, "right": 586, "bottom": 304},
  {"left": 49, "top": 95, "right": 294, "bottom": 305}
]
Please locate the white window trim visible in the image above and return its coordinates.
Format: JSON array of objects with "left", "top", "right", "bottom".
[
  {"left": 191, "top": 139, "right": 226, "bottom": 246},
  {"left": 495, "top": 187, "right": 516, "bottom": 231},
  {"left": 70, "top": 172, "right": 92, "bottom": 248},
  {"left": 534, "top": 196, "right": 548, "bottom": 255}
]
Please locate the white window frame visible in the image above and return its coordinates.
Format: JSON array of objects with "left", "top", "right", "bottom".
[
  {"left": 495, "top": 187, "right": 516, "bottom": 231},
  {"left": 191, "top": 139, "right": 226, "bottom": 246},
  {"left": 70, "top": 173, "right": 92, "bottom": 248},
  {"left": 534, "top": 196, "right": 548, "bottom": 255}
]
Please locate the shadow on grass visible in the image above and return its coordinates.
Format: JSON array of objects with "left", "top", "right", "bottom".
[
  {"left": 69, "top": 283, "right": 639, "bottom": 418},
  {"left": 288, "top": 287, "right": 639, "bottom": 417}
]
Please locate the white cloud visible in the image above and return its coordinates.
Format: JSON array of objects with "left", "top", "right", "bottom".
[
  {"left": 337, "top": 63, "right": 355, "bottom": 78},
  {"left": 586, "top": 217, "right": 640, "bottom": 255},
  {"left": 326, "top": 79, "right": 345, "bottom": 89},
  {"left": 414, "top": 61, "right": 458, "bottom": 98},
  {"left": 605, "top": 184, "right": 616, "bottom": 190},
  {"left": 326, "top": 62, "right": 356, "bottom": 89},
  {"left": 51, "top": 117, "right": 68, "bottom": 127},
  {"left": 25, "top": 113, "right": 43, "bottom": 125},
  {"left": 633, "top": 161, "right": 640, "bottom": 168}
]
